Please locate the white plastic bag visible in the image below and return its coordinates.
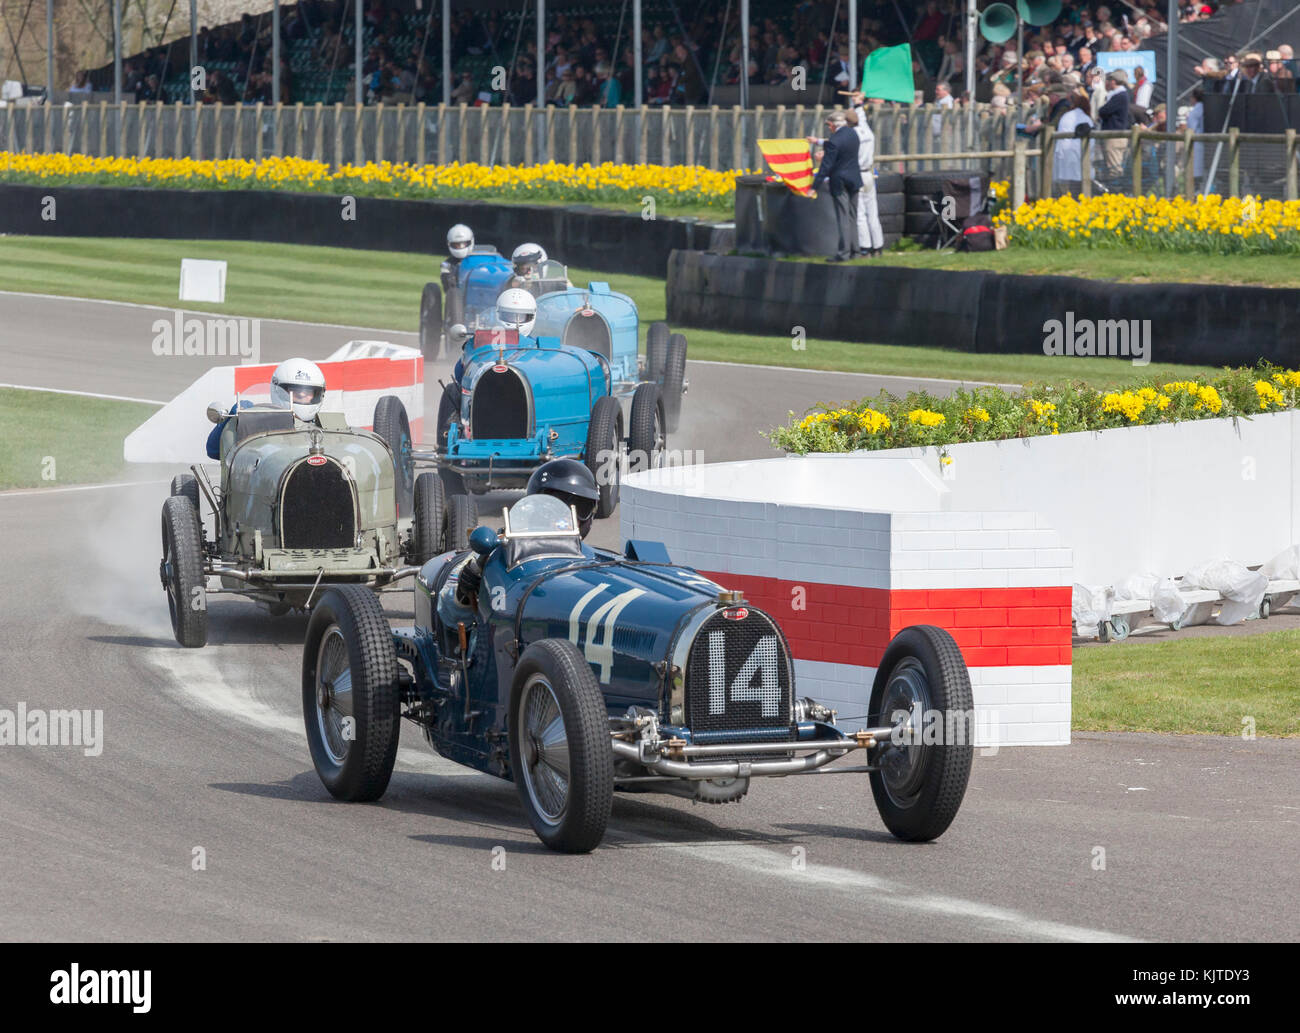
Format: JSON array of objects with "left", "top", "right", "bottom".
[
  {"left": 1259, "top": 545, "right": 1300, "bottom": 581},
  {"left": 1072, "top": 583, "right": 1113, "bottom": 639},
  {"left": 1113, "top": 572, "right": 1187, "bottom": 628},
  {"left": 1180, "top": 559, "right": 1268, "bottom": 625}
]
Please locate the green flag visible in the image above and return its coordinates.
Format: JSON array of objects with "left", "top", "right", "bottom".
[{"left": 861, "top": 44, "right": 915, "bottom": 104}]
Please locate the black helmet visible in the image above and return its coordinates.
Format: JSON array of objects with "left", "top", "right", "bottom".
[{"left": 526, "top": 458, "right": 600, "bottom": 538}]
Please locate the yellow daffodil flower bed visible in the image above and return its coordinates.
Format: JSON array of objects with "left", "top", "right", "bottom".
[
  {"left": 769, "top": 366, "right": 1300, "bottom": 454},
  {"left": 987, "top": 183, "right": 1300, "bottom": 254},
  {"left": 0, "top": 151, "right": 743, "bottom": 210}
]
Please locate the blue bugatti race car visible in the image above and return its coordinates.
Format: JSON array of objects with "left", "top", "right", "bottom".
[
  {"left": 419, "top": 232, "right": 570, "bottom": 359},
  {"left": 423, "top": 281, "right": 688, "bottom": 519},
  {"left": 301, "top": 486, "right": 975, "bottom": 853}
]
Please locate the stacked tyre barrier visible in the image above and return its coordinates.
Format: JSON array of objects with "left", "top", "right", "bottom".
[
  {"left": 873, "top": 171, "right": 904, "bottom": 251},
  {"left": 903, "top": 169, "right": 990, "bottom": 248}
]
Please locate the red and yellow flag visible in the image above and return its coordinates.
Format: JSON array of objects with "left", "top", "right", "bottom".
[{"left": 757, "top": 138, "right": 814, "bottom": 196}]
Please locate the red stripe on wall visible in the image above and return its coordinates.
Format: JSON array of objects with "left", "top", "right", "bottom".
[
  {"left": 234, "top": 357, "right": 422, "bottom": 393},
  {"left": 697, "top": 571, "right": 1071, "bottom": 668}
]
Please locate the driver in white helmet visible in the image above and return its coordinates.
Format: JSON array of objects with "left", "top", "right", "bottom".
[
  {"left": 451, "top": 288, "right": 537, "bottom": 387},
  {"left": 205, "top": 357, "right": 327, "bottom": 459},
  {"left": 505, "top": 242, "right": 572, "bottom": 293},
  {"left": 270, "top": 357, "right": 327, "bottom": 422},
  {"left": 440, "top": 223, "right": 475, "bottom": 291}
]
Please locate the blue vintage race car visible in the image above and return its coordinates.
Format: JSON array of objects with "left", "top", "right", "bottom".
[
  {"left": 423, "top": 283, "right": 688, "bottom": 517},
  {"left": 419, "top": 246, "right": 570, "bottom": 359},
  {"left": 301, "top": 494, "right": 974, "bottom": 852}
]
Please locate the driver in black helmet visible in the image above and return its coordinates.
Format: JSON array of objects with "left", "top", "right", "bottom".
[
  {"left": 438, "top": 460, "right": 602, "bottom": 632},
  {"left": 525, "top": 458, "right": 601, "bottom": 539}
]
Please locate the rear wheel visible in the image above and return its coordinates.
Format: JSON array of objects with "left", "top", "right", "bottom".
[
  {"left": 627, "top": 382, "right": 665, "bottom": 476},
  {"left": 443, "top": 491, "right": 477, "bottom": 552},
  {"left": 410, "top": 472, "right": 445, "bottom": 564},
  {"left": 373, "top": 395, "right": 414, "bottom": 517},
  {"left": 660, "top": 332, "right": 687, "bottom": 434},
  {"left": 302, "top": 586, "right": 400, "bottom": 802},
  {"left": 160, "top": 495, "right": 208, "bottom": 648},
  {"left": 868, "top": 625, "right": 973, "bottom": 842},
  {"left": 645, "top": 320, "right": 670, "bottom": 380},
  {"left": 584, "top": 395, "right": 623, "bottom": 519},
  {"left": 508, "top": 639, "right": 614, "bottom": 853},
  {"left": 419, "top": 281, "right": 443, "bottom": 361}
]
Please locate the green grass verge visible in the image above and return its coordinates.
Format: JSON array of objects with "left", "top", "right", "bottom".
[
  {"left": 0, "top": 388, "right": 159, "bottom": 490},
  {"left": 0, "top": 235, "right": 1226, "bottom": 390},
  {"left": 1072, "top": 629, "right": 1300, "bottom": 737},
  {"left": 847, "top": 244, "right": 1300, "bottom": 288}
]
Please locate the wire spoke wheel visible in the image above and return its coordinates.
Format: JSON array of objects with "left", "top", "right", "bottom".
[
  {"left": 875, "top": 657, "right": 933, "bottom": 809},
  {"left": 315, "top": 627, "right": 354, "bottom": 766},
  {"left": 519, "top": 675, "right": 570, "bottom": 826}
]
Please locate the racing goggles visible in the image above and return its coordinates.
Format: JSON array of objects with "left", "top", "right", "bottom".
[{"left": 289, "top": 385, "right": 325, "bottom": 404}]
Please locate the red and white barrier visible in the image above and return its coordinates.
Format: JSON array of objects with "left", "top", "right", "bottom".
[
  {"left": 124, "top": 344, "right": 422, "bottom": 465},
  {"left": 622, "top": 455, "right": 1072, "bottom": 746}
]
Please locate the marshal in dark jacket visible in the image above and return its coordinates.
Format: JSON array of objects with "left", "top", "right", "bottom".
[{"left": 812, "top": 125, "right": 863, "bottom": 195}]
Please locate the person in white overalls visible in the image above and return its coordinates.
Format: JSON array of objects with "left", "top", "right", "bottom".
[{"left": 848, "top": 93, "right": 884, "bottom": 258}]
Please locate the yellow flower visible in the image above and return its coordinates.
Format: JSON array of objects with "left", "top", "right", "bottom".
[{"left": 906, "top": 409, "right": 946, "bottom": 428}]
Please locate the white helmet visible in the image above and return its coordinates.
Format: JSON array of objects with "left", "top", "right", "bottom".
[
  {"left": 271, "top": 357, "right": 326, "bottom": 422},
  {"left": 496, "top": 288, "right": 537, "bottom": 337},
  {"left": 511, "top": 242, "right": 547, "bottom": 278},
  {"left": 447, "top": 223, "right": 474, "bottom": 260}
]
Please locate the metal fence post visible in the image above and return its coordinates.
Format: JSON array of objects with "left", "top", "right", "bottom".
[
  {"left": 1228, "top": 127, "right": 1240, "bottom": 197},
  {"left": 1080, "top": 135, "right": 1092, "bottom": 198},
  {"left": 1183, "top": 126, "right": 1195, "bottom": 198},
  {"left": 1012, "top": 137, "right": 1026, "bottom": 208},
  {"left": 1285, "top": 129, "right": 1297, "bottom": 201},
  {"left": 1039, "top": 126, "right": 1054, "bottom": 198},
  {"left": 1130, "top": 126, "right": 1142, "bottom": 196}
]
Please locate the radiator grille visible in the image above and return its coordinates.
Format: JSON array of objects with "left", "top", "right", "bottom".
[
  {"left": 470, "top": 366, "right": 530, "bottom": 440},
  {"left": 685, "top": 608, "right": 794, "bottom": 743},
  {"left": 281, "top": 460, "right": 356, "bottom": 549}
]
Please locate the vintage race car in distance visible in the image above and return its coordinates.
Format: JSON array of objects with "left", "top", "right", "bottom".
[
  {"left": 429, "top": 283, "right": 688, "bottom": 518},
  {"left": 301, "top": 494, "right": 974, "bottom": 852},
  {"left": 159, "top": 389, "right": 467, "bottom": 648},
  {"left": 420, "top": 244, "right": 570, "bottom": 359}
]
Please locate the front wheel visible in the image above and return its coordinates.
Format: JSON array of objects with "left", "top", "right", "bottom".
[
  {"left": 660, "top": 332, "right": 687, "bottom": 433},
  {"left": 508, "top": 639, "right": 614, "bottom": 853},
  {"left": 584, "top": 394, "right": 623, "bottom": 520},
  {"left": 160, "top": 495, "right": 208, "bottom": 648},
  {"left": 302, "top": 586, "right": 401, "bottom": 802},
  {"left": 419, "top": 281, "right": 443, "bottom": 360},
  {"left": 868, "top": 625, "right": 973, "bottom": 842},
  {"left": 627, "top": 382, "right": 665, "bottom": 475}
]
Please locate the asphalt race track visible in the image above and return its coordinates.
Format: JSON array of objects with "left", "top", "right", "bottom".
[{"left": 1, "top": 292, "right": 1296, "bottom": 942}]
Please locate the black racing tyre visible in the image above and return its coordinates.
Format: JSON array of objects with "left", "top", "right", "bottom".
[
  {"left": 645, "top": 320, "right": 670, "bottom": 380},
  {"left": 444, "top": 285, "right": 465, "bottom": 329},
  {"left": 878, "top": 213, "right": 904, "bottom": 235},
  {"left": 881, "top": 232, "right": 903, "bottom": 250},
  {"left": 868, "top": 625, "right": 974, "bottom": 842},
  {"left": 660, "top": 332, "right": 687, "bottom": 434},
  {"left": 875, "top": 190, "right": 905, "bottom": 216},
  {"left": 419, "top": 281, "right": 443, "bottom": 361},
  {"left": 302, "top": 586, "right": 401, "bottom": 802},
  {"left": 905, "top": 170, "right": 980, "bottom": 197},
  {"left": 627, "top": 382, "right": 665, "bottom": 476},
  {"left": 170, "top": 473, "right": 203, "bottom": 538},
  {"left": 443, "top": 491, "right": 477, "bottom": 552},
  {"left": 160, "top": 495, "right": 208, "bottom": 648},
  {"left": 410, "top": 472, "right": 446, "bottom": 564},
  {"left": 874, "top": 170, "right": 903, "bottom": 194},
  {"left": 508, "top": 638, "right": 614, "bottom": 853},
  {"left": 373, "top": 395, "right": 414, "bottom": 517},
  {"left": 905, "top": 194, "right": 946, "bottom": 215},
  {"left": 439, "top": 468, "right": 468, "bottom": 497},
  {"left": 905, "top": 211, "right": 944, "bottom": 236},
  {"left": 584, "top": 394, "right": 623, "bottom": 520},
  {"left": 436, "top": 381, "right": 460, "bottom": 448}
]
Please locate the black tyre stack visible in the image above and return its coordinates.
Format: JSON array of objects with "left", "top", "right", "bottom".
[
  {"left": 872, "top": 170, "right": 904, "bottom": 251},
  {"left": 903, "top": 169, "right": 987, "bottom": 248}
]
